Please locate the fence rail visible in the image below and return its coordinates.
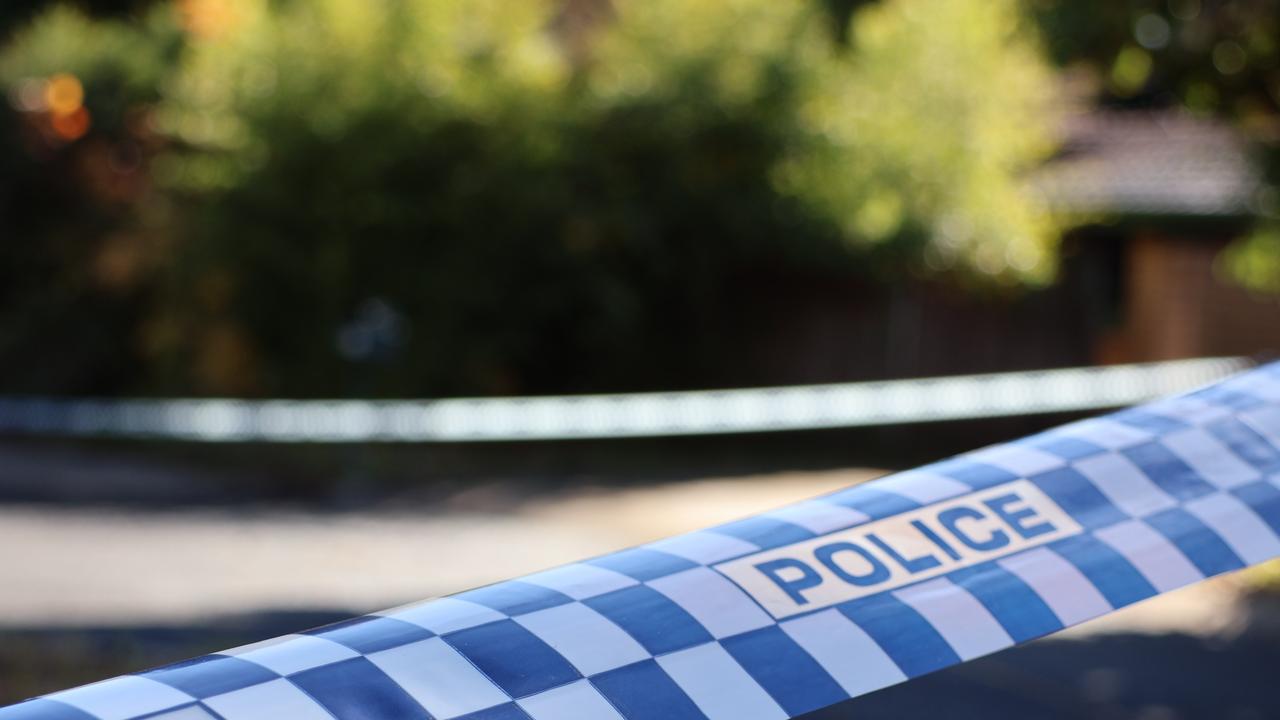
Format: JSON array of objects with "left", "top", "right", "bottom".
[{"left": 0, "top": 357, "right": 1250, "bottom": 443}]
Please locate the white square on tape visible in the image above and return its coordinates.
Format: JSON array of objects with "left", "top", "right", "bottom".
[
  {"left": 521, "top": 563, "right": 639, "bottom": 601},
  {"left": 514, "top": 602, "right": 649, "bottom": 676},
  {"left": 656, "top": 642, "right": 787, "bottom": 720},
  {"left": 366, "top": 638, "right": 509, "bottom": 719},
  {"left": 517, "top": 680, "right": 624, "bottom": 720},
  {"left": 780, "top": 609, "right": 905, "bottom": 697},
  {"left": 647, "top": 567, "right": 772, "bottom": 639},
  {"left": 48, "top": 677, "right": 194, "bottom": 720},
  {"left": 223, "top": 634, "right": 358, "bottom": 676},
  {"left": 382, "top": 597, "right": 506, "bottom": 634},
  {"left": 648, "top": 531, "right": 761, "bottom": 565},
  {"left": 204, "top": 679, "right": 334, "bottom": 720}
]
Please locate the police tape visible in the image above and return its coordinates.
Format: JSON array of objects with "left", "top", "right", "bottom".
[
  {"left": 0, "top": 356, "right": 1251, "bottom": 442},
  {"left": 5, "top": 361, "right": 1280, "bottom": 720}
]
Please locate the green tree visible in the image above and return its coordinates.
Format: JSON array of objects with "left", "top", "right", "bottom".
[
  {"left": 1, "top": 0, "right": 1062, "bottom": 396},
  {"left": 0, "top": 6, "right": 180, "bottom": 392},
  {"left": 1032, "top": 0, "right": 1280, "bottom": 292}
]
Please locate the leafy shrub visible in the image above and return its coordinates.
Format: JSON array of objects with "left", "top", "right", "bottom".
[
  {"left": 0, "top": 6, "right": 180, "bottom": 392},
  {"left": 2, "top": 0, "right": 1061, "bottom": 396}
]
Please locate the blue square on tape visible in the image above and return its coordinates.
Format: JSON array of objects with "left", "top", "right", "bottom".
[
  {"left": 1233, "top": 480, "right": 1280, "bottom": 535},
  {"left": 1050, "top": 536, "right": 1156, "bottom": 608},
  {"left": 457, "top": 581, "right": 574, "bottom": 617},
  {"left": 1030, "top": 466, "right": 1126, "bottom": 530},
  {"left": 826, "top": 486, "right": 920, "bottom": 519},
  {"left": 948, "top": 562, "right": 1063, "bottom": 643},
  {"left": 721, "top": 626, "right": 848, "bottom": 716},
  {"left": 1144, "top": 507, "right": 1245, "bottom": 577},
  {"left": 1208, "top": 418, "right": 1280, "bottom": 474},
  {"left": 290, "top": 657, "right": 432, "bottom": 720},
  {"left": 1192, "top": 386, "right": 1266, "bottom": 411},
  {"left": 444, "top": 619, "right": 580, "bottom": 698},
  {"left": 1029, "top": 435, "right": 1105, "bottom": 461},
  {"left": 454, "top": 704, "right": 533, "bottom": 720},
  {"left": 926, "top": 459, "right": 1018, "bottom": 491},
  {"left": 837, "top": 593, "right": 959, "bottom": 678},
  {"left": 714, "top": 516, "right": 814, "bottom": 549},
  {"left": 306, "top": 616, "right": 435, "bottom": 654},
  {"left": 1114, "top": 409, "right": 1188, "bottom": 433},
  {"left": 592, "top": 660, "right": 707, "bottom": 720},
  {"left": 587, "top": 548, "right": 698, "bottom": 582},
  {"left": 140, "top": 655, "right": 277, "bottom": 699},
  {"left": 1122, "top": 442, "right": 1217, "bottom": 501},
  {"left": 583, "top": 585, "right": 713, "bottom": 655}
]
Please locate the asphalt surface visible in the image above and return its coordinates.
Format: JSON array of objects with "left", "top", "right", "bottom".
[
  {"left": 0, "top": 469, "right": 873, "bottom": 625},
  {"left": 805, "top": 628, "right": 1280, "bottom": 720}
]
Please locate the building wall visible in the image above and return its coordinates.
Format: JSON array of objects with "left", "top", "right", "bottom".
[{"left": 1102, "top": 231, "right": 1280, "bottom": 364}]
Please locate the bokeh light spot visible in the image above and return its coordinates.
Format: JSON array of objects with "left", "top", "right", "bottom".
[
  {"left": 43, "top": 73, "right": 84, "bottom": 117},
  {"left": 50, "top": 106, "right": 91, "bottom": 141},
  {"left": 1212, "top": 41, "right": 1247, "bottom": 76},
  {"left": 10, "top": 78, "right": 46, "bottom": 112},
  {"left": 1111, "top": 46, "right": 1153, "bottom": 95},
  {"left": 1134, "top": 15, "right": 1171, "bottom": 51},
  {"left": 178, "top": 0, "right": 242, "bottom": 40}
]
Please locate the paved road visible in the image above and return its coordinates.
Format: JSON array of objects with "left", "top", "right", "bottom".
[
  {"left": 805, "top": 628, "right": 1280, "bottom": 720},
  {"left": 0, "top": 469, "right": 875, "bottom": 624}
]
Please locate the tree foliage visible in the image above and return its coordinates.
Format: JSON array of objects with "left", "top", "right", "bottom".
[
  {"left": 0, "top": 6, "right": 180, "bottom": 393},
  {"left": 1033, "top": 0, "right": 1280, "bottom": 117},
  {"left": 0, "top": 0, "right": 1060, "bottom": 396},
  {"left": 1032, "top": 0, "right": 1280, "bottom": 293}
]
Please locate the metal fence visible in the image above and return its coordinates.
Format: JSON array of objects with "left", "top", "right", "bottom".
[{"left": 0, "top": 357, "right": 1250, "bottom": 443}]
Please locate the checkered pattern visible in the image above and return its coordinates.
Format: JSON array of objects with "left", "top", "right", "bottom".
[{"left": 7, "top": 363, "right": 1280, "bottom": 720}]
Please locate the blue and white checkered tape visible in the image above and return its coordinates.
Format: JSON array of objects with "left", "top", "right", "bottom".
[{"left": 7, "top": 361, "right": 1280, "bottom": 720}]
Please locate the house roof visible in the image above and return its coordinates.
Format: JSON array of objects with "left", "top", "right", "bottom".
[{"left": 1031, "top": 110, "right": 1262, "bottom": 218}]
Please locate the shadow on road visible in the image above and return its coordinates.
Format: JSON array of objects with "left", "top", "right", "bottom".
[{"left": 804, "top": 630, "right": 1280, "bottom": 720}]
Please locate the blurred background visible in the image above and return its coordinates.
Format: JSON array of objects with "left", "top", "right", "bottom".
[{"left": 2, "top": 0, "right": 1280, "bottom": 717}]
